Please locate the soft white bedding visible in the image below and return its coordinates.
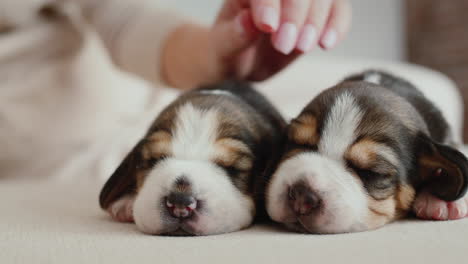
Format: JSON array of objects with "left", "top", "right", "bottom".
[{"left": 1, "top": 58, "right": 466, "bottom": 264}]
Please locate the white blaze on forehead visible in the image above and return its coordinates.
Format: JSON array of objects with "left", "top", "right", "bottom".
[
  {"left": 364, "top": 72, "right": 382, "bottom": 84},
  {"left": 171, "top": 103, "right": 219, "bottom": 160},
  {"left": 197, "top": 89, "right": 235, "bottom": 98},
  {"left": 319, "top": 92, "right": 363, "bottom": 160}
]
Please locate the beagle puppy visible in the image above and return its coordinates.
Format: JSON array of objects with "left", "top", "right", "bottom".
[
  {"left": 266, "top": 70, "right": 468, "bottom": 234},
  {"left": 99, "top": 81, "right": 285, "bottom": 235}
]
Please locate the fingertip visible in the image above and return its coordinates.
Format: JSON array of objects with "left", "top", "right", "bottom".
[
  {"left": 240, "top": 9, "right": 260, "bottom": 38},
  {"left": 212, "top": 9, "right": 259, "bottom": 60},
  {"left": 318, "top": 0, "right": 352, "bottom": 50},
  {"left": 231, "top": 9, "right": 259, "bottom": 45},
  {"left": 253, "top": 5, "right": 279, "bottom": 33},
  {"left": 272, "top": 22, "right": 298, "bottom": 55},
  {"left": 296, "top": 24, "right": 318, "bottom": 53},
  {"left": 319, "top": 28, "right": 337, "bottom": 50}
]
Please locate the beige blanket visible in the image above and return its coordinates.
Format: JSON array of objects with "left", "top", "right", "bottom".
[{"left": 1, "top": 58, "right": 466, "bottom": 263}]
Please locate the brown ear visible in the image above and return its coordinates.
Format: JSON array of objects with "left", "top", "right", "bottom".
[
  {"left": 99, "top": 141, "right": 144, "bottom": 210},
  {"left": 416, "top": 134, "right": 468, "bottom": 201}
]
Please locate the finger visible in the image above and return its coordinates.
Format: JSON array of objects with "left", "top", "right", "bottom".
[
  {"left": 211, "top": 9, "right": 259, "bottom": 59},
  {"left": 216, "top": 0, "right": 249, "bottom": 22},
  {"left": 272, "top": 0, "right": 310, "bottom": 54},
  {"left": 319, "top": 0, "right": 352, "bottom": 50},
  {"left": 235, "top": 45, "right": 257, "bottom": 79},
  {"left": 246, "top": 35, "right": 301, "bottom": 81},
  {"left": 251, "top": 0, "right": 281, "bottom": 33},
  {"left": 297, "top": 0, "right": 334, "bottom": 52}
]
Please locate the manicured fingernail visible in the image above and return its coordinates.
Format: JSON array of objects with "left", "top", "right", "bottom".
[
  {"left": 321, "top": 29, "right": 337, "bottom": 49},
  {"left": 258, "top": 6, "right": 279, "bottom": 32},
  {"left": 297, "top": 24, "right": 317, "bottom": 52},
  {"left": 273, "top": 22, "right": 298, "bottom": 55}
]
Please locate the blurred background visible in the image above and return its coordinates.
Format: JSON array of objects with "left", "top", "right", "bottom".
[{"left": 163, "top": 0, "right": 468, "bottom": 141}]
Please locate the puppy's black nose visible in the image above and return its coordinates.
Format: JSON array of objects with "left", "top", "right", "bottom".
[
  {"left": 165, "top": 192, "right": 197, "bottom": 219},
  {"left": 288, "top": 182, "right": 321, "bottom": 216}
]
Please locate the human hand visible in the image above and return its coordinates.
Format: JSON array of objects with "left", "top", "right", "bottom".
[
  {"left": 213, "top": 0, "right": 352, "bottom": 81},
  {"left": 163, "top": 0, "right": 352, "bottom": 88}
]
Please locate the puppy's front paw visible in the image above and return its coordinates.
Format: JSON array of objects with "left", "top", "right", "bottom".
[
  {"left": 413, "top": 191, "right": 468, "bottom": 220},
  {"left": 108, "top": 196, "right": 135, "bottom": 223}
]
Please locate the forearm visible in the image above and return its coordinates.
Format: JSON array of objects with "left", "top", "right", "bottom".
[{"left": 79, "top": 0, "right": 187, "bottom": 87}]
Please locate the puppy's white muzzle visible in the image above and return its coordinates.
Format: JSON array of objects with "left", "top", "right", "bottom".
[{"left": 266, "top": 152, "right": 368, "bottom": 233}]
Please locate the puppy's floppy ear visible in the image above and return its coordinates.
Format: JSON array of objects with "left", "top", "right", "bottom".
[
  {"left": 415, "top": 134, "right": 468, "bottom": 201},
  {"left": 99, "top": 141, "right": 145, "bottom": 210}
]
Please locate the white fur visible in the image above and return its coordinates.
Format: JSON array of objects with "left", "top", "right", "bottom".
[
  {"left": 109, "top": 195, "right": 134, "bottom": 222},
  {"left": 0, "top": 1, "right": 178, "bottom": 180},
  {"left": 267, "top": 93, "right": 370, "bottom": 233},
  {"left": 133, "top": 104, "right": 254, "bottom": 235},
  {"left": 134, "top": 158, "right": 254, "bottom": 235},
  {"left": 364, "top": 72, "right": 382, "bottom": 84},
  {"left": 197, "top": 89, "right": 235, "bottom": 98},
  {"left": 171, "top": 103, "right": 220, "bottom": 160},
  {"left": 319, "top": 93, "right": 363, "bottom": 160}
]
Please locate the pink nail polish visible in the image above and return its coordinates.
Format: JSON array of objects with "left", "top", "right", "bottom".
[
  {"left": 321, "top": 29, "right": 337, "bottom": 49},
  {"left": 273, "top": 23, "right": 298, "bottom": 55},
  {"left": 258, "top": 6, "right": 279, "bottom": 32},
  {"left": 297, "top": 24, "right": 317, "bottom": 52}
]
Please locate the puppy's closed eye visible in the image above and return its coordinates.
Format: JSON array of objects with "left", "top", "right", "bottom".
[
  {"left": 214, "top": 138, "right": 254, "bottom": 171},
  {"left": 142, "top": 131, "right": 172, "bottom": 160},
  {"left": 346, "top": 161, "right": 396, "bottom": 199}
]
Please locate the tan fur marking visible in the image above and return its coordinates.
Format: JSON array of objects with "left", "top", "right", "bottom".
[
  {"left": 348, "top": 140, "right": 376, "bottom": 168},
  {"left": 395, "top": 184, "right": 416, "bottom": 217},
  {"left": 346, "top": 139, "right": 379, "bottom": 169},
  {"left": 214, "top": 138, "right": 253, "bottom": 171},
  {"left": 366, "top": 184, "right": 415, "bottom": 228},
  {"left": 347, "top": 139, "right": 399, "bottom": 170},
  {"left": 143, "top": 131, "right": 172, "bottom": 159},
  {"left": 366, "top": 196, "right": 396, "bottom": 229},
  {"left": 136, "top": 131, "right": 173, "bottom": 192},
  {"left": 289, "top": 114, "right": 319, "bottom": 145}
]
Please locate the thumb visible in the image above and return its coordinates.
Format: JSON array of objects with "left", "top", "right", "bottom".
[{"left": 211, "top": 9, "right": 259, "bottom": 59}]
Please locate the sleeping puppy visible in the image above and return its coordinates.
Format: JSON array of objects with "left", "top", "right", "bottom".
[
  {"left": 99, "top": 81, "right": 285, "bottom": 236},
  {"left": 266, "top": 70, "right": 468, "bottom": 234}
]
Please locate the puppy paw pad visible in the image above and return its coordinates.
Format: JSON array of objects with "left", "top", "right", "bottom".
[
  {"left": 413, "top": 191, "right": 468, "bottom": 221},
  {"left": 108, "top": 196, "right": 135, "bottom": 223}
]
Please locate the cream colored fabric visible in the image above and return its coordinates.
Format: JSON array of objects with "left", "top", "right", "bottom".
[
  {"left": 1, "top": 58, "right": 466, "bottom": 264},
  {"left": 1, "top": 174, "right": 467, "bottom": 264},
  {"left": 78, "top": 0, "right": 187, "bottom": 86}
]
